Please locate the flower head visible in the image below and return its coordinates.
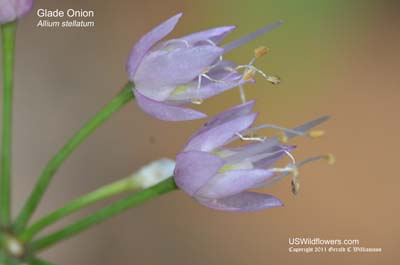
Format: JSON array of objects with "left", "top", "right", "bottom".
[
  {"left": 174, "top": 102, "right": 330, "bottom": 212},
  {"left": 0, "top": 0, "right": 34, "bottom": 24},
  {"left": 127, "top": 13, "right": 282, "bottom": 121}
]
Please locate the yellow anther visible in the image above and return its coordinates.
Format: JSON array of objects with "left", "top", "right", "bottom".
[
  {"left": 291, "top": 178, "right": 300, "bottom": 196},
  {"left": 254, "top": 46, "right": 269, "bottom": 58},
  {"left": 326, "top": 154, "right": 335, "bottom": 165},
  {"left": 278, "top": 131, "right": 288, "bottom": 143},
  {"left": 308, "top": 130, "right": 325, "bottom": 138},
  {"left": 202, "top": 67, "right": 210, "bottom": 73},
  {"left": 243, "top": 68, "right": 256, "bottom": 81},
  {"left": 267, "top": 75, "right": 280, "bottom": 85}
]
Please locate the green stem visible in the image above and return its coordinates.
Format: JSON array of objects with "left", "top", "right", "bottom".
[
  {"left": 14, "top": 82, "right": 135, "bottom": 232},
  {"left": 28, "top": 257, "right": 56, "bottom": 265},
  {"left": 0, "top": 232, "right": 5, "bottom": 248},
  {"left": 20, "top": 177, "right": 140, "bottom": 242},
  {"left": 0, "top": 251, "right": 19, "bottom": 265},
  {"left": 29, "top": 178, "right": 177, "bottom": 252},
  {"left": 0, "top": 21, "right": 17, "bottom": 227}
]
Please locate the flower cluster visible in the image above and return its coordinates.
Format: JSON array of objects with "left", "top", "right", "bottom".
[
  {"left": 127, "top": 13, "right": 282, "bottom": 121},
  {"left": 127, "top": 13, "right": 332, "bottom": 212},
  {"left": 174, "top": 101, "right": 330, "bottom": 211}
]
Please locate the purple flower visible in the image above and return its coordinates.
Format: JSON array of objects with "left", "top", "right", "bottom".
[
  {"left": 127, "top": 13, "right": 282, "bottom": 121},
  {"left": 0, "top": 0, "right": 34, "bottom": 24},
  {"left": 174, "top": 102, "right": 330, "bottom": 212}
]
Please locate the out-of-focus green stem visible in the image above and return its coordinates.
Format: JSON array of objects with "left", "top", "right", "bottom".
[
  {"left": 29, "top": 178, "right": 177, "bottom": 252},
  {"left": 28, "top": 257, "right": 56, "bottom": 265},
  {"left": 20, "top": 177, "right": 140, "bottom": 242},
  {"left": 14, "top": 82, "right": 135, "bottom": 232},
  {"left": 0, "top": 21, "right": 17, "bottom": 227}
]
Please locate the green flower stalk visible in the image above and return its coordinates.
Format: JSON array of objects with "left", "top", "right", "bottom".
[
  {"left": 19, "top": 159, "right": 175, "bottom": 242},
  {"left": 0, "top": 21, "right": 16, "bottom": 227},
  {"left": 29, "top": 178, "right": 177, "bottom": 252}
]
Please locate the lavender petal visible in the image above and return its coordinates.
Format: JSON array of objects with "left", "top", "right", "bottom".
[
  {"left": 222, "top": 20, "right": 283, "bottom": 54},
  {"left": 126, "top": 13, "right": 182, "bottom": 78},
  {"left": 134, "top": 89, "right": 206, "bottom": 121},
  {"left": 174, "top": 151, "right": 225, "bottom": 196},
  {"left": 196, "top": 169, "right": 275, "bottom": 199},
  {"left": 183, "top": 113, "right": 258, "bottom": 152},
  {"left": 181, "top": 25, "right": 236, "bottom": 45},
  {"left": 134, "top": 45, "right": 223, "bottom": 101},
  {"left": 197, "top": 192, "right": 283, "bottom": 212}
]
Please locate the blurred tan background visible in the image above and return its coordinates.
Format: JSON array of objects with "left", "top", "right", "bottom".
[{"left": 2, "top": 0, "right": 400, "bottom": 264}]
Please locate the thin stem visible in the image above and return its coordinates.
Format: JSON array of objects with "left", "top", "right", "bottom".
[
  {"left": 0, "top": 251, "right": 19, "bottom": 265},
  {"left": 20, "top": 177, "right": 140, "bottom": 242},
  {"left": 14, "top": 82, "right": 135, "bottom": 232},
  {"left": 29, "top": 178, "right": 177, "bottom": 252},
  {"left": 0, "top": 231, "right": 5, "bottom": 248},
  {"left": 28, "top": 257, "right": 56, "bottom": 265},
  {"left": 0, "top": 21, "right": 17, "bottom": 227}
]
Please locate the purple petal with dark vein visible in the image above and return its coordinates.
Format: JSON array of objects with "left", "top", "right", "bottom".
[
  {"left": 174, "top": 151, "right": 225, "bottom": 196},
  {"left": 181, "top": 25, "right": 236, "bottom": 45},
  {"left": 134, "top": 45, "right": 223, "bottom": 101},
  {"left": 197, "top": 191, "right": 283, "bottom": 212},
  {"left": 222, "top": 20, "right": 283, "bottom": 54},
  {"left": 134, "top": 89, "right": 206, "bottom": 121},
  {"left": 183, "top": 113, "right": 258, "bottom": 152},
  {"left": 196, "top": 169, "right": 275, "bottom": 199},
  {"left": 127, "top": 13, "right": 182, "bottom": 78}
]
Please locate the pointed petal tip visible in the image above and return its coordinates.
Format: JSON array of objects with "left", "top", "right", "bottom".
[
  {"left": 222, "top": 20, "right": 283, "bottom": 53},
  {"left": 173, "top": 12, "right": 183, "bottom": 20},
  {"left": 239, "top": 99, "right": 256, "bottom": 109},
  {"left": 127, "top": 12, "right": 183, "bottom": 77},
  {"left": 323, "top": 115, "right": 331, "bottom": 120}
]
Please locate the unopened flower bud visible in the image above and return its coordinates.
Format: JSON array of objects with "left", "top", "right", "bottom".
[{"left": 131, "top": 159, "right": 175, "bottom": 189}]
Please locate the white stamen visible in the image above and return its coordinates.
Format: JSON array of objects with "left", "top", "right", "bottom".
[
  {"left": 235, "top": 132, "right": 266, "bottom": 142},
  {"left": 205, "top": 39, "right": 224, "bottom": 65},
  {"left": 255, "top": 154, "right": 334, "bottom": 189},
  {"left": 164, "top": 39, "right": 191, "bottom": 48},
  {"left": 205, "top": 39, "right": 217, "bottom": 46},
  {"left": 201, "top": 73, "right": 227, "bottom": 84},
  {"left": 236, "top": 64, "right": 270, "bottom": 80},
  {"left": 283, "top": 149, "right": 296, "bottom": 165},
  {"left": 239, "top": 85, "right": 247, "bottom": 103},
  {"left": 242, "top": 124, "right": 308, "bottom": 138},
  {"left": 197, "top": 74, "right": 202, "bottom": 90}
]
